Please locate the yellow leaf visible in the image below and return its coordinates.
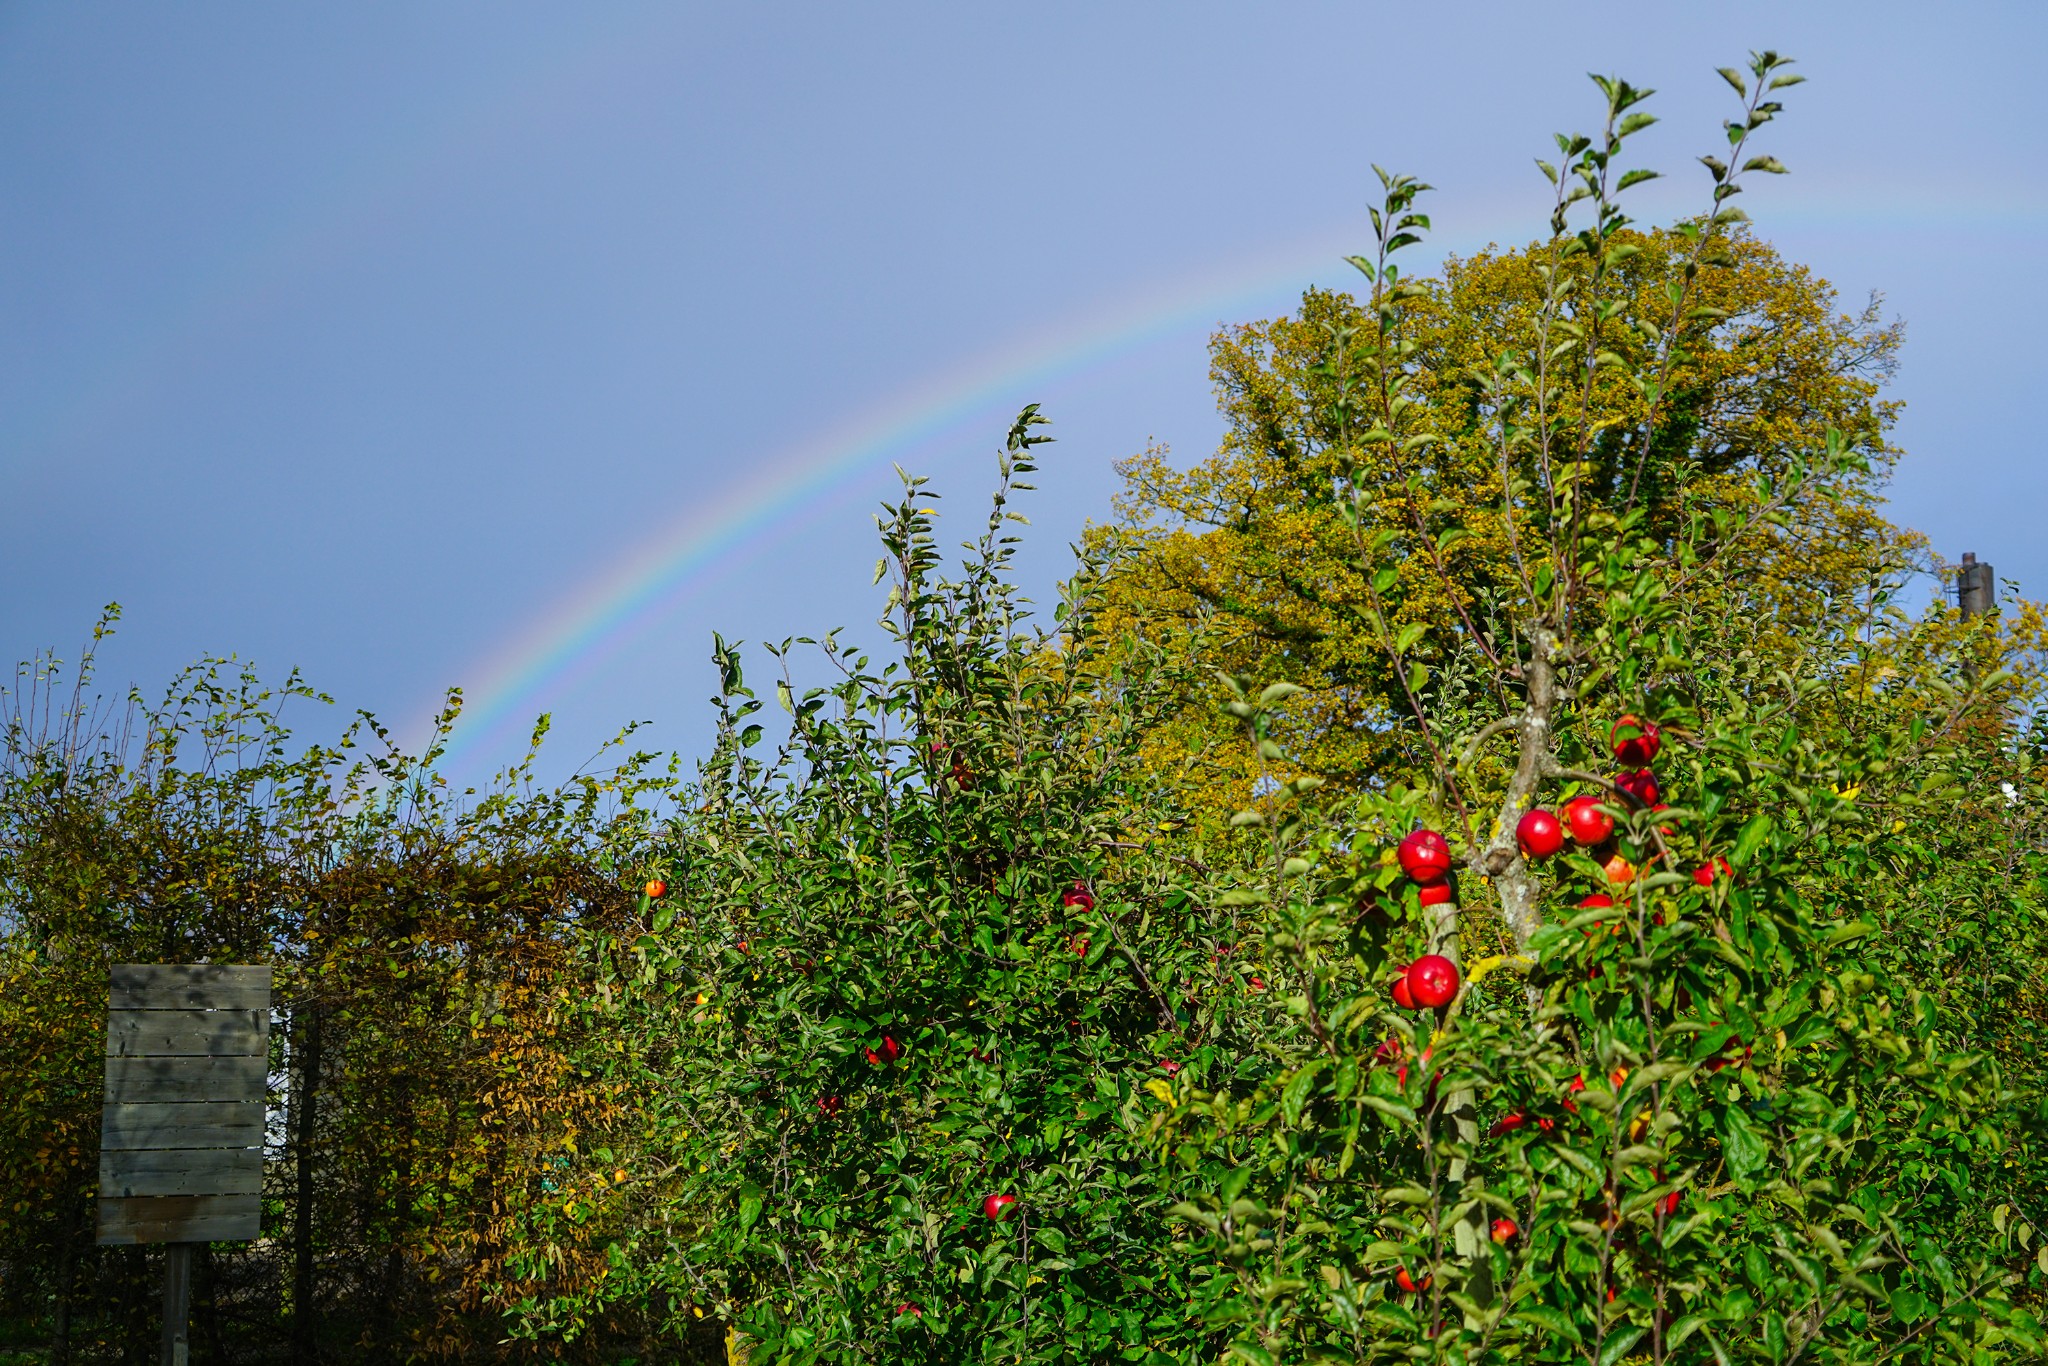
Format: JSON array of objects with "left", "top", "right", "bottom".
[{"left": 1144, "top": 1079, "right": 1176, "bottom": 1105}]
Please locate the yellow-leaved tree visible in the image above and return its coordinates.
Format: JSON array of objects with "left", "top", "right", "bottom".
[{"left": 1098, "top": 229, "right": 2043, "bottom": 845}]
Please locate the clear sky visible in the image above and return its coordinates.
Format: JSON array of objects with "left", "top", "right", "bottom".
[{"left": 5, "top": 3, "right": 2043, "bottom": 782}]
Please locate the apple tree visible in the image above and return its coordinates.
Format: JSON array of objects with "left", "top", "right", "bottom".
[
  {"left": 1150, "top": 54, "right": 2047, "bottom": 1365},
  {"left": 514, "top": 414, "right": 1279, "bottom": 1363}
]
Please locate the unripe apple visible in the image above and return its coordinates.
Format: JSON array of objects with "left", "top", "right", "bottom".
[
  {"left": 1563, "top": 795, "right": 1614, "bottom": 846},
  {"left": 1490, "top": 1217, "right": 1519, "bottom": 1244},
  {"left": 1516, "top": 808, "right": 1565, "bottom": 859},
  {"left": 1610, "top": 714, "right": 1662, "bottom": 766},
  {"left": 1061, "top": 880, "right": 1095, "bottom": 912},
  {"left": 982, "top": 1193, "right": 1018, "bottom": 1221},
  {"left": 1390, "top": 974, "right": 1417, "bottom": 1010},
  {"left": 1397, "top": 829, "right": 1453, "bottom": 884},
  {"left": 1417, "top": 881, "right": 1453, "bottom": 907},
  {"left": 1405, "top": 954, "right": 1460, "bottom": 1009},
  {"left": 644, "top": 878, "right": 667, "bottom": 899}
]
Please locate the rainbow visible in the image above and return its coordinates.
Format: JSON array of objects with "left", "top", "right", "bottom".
[
  {"left": 416, "top": 168, "right": 2048, "bottom": 776},
  {"left": 429, "top": 227, "right": 1372, "bottom": 773}
]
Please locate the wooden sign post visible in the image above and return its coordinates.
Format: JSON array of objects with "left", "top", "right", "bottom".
[{"left": 97, "top": 964, "right": 271, "bottom": 1366}]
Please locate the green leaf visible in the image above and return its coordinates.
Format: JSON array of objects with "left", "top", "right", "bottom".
[
  {"left": 1514, "top": 1304, "right": 1583, "bottom": 1344},
  {"left": 1719, "top": 1104, "right": 1768, "bottom": 1180},
  {"left": 1733, "top": 813, "right": 1774, "bottom": 867},
  {"left": 1667, "top": 1314, "right": 1709, "bottom": 1349},
  {"left": 1282, "top": 1061, "right": 1327, "bottom": 1128},
  {"left": 1600, "top": 1326, "right": 1647, "bottom": 1366}
]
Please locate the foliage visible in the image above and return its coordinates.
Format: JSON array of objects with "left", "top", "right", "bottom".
[
  {"left": 513, "top": 412, "right": 1257, "bottom": 1363},
  {"left": 3, "top": 46, "right": 2047, "bottom": 1366},
  {"left": 0, "top": 621, "right": 678, "bottom": 1362},
  {"left": 1148, "top": 53, "right": 2048, "bottom": 1364},
  {"left": 1099, "top": 147, "right": 1990, "bottom": 844}
]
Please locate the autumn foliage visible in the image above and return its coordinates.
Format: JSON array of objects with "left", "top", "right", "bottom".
[{"left": 4, "top": 50, "right": 2048, "bottom": 1366}]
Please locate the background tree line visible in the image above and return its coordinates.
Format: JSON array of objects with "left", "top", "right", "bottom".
[{"left": 4, "top": 54, "right": 2047, "bottom": 1365}]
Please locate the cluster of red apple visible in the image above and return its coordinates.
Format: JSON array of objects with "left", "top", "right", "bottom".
[
  {"left": 929, "top": 738, "right": 974, "bottom": 791},
  {"left": 1510, "top": 714, "right": 1727, "bottom": 888},
  {"left": 1388, "top": 829, "right": 1462, "bottom": 1009},
  {"left": 1509, "top": 715, "right": 1667, "bottom": 885},
  {"left": 1390, "top": 1216, "right": 1522, "bottom": 1292},
  {"left": 1063, "top": 880, "right": 1095, "bottom": 956}
]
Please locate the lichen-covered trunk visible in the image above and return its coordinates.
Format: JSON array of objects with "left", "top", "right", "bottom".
[{"left": 1475, "top": 622, "right": 1565, "bottom": 953}]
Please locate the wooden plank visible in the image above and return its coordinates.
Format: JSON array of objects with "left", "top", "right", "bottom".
[
  {"left": 100, "top": 1102, "right": 265, "bottom": 1151},
  {"left": 97, "top": 1194, "right": 261, "bottom": 1246},
  {"left": 102, "top": 1054, "right": 267, "bottom": 1105},
  {"left": 106, "top": 1009, "right": 268, "bottom": 1058},
  {"left": 101, "top": 1148, "right": 262, "bottom": 1198},
  {"left": 110, "top": 964, "right": 271, "bottom": 1011}
]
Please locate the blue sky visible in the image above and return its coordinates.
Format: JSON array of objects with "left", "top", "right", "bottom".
[{"left": 5, "top": 3, "right": 2043, "bottom": 781}]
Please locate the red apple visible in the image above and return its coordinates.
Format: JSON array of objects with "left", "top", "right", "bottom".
[
  {"left": 1248, "top": 975, "right": 1267, "bottom": 993},
  {"left": 1693, "top": 856, "right": 1732, "bottom": 888},
  {"left": 1610, "top": 714, "right": 1662, "bottom": 766},
  {"left": 816, "top": 1095, "right": 843, "bottom": 1117},
  {"left": 1406, "top": 954, "right": 1460, "bottom": 1009},
  {"left": 644, "top": 878, "right": 667, "bottom": 899},
  {"left": 1371, "top": 1037, "right": 1402, "bottom": 1066},
  {"left": 1614, "top": 768, "right": 1661, "bottom": 806},
  {"left": 896, "top": 1303, "right": 922, "bottom": 1318},
  {"left": 1578, "top": 892, "right": 1615, "bottom": 910},
  {"left": 982, "top": 1193, "right": 1018, "bottom": 1221},
  {"left": 865, "top": 1035, "right": 901, "bottom": 1066},
  {"left": 1602, "top": 851, "right": 1638, "bottom": 886},
  {"left": 1658, "top": 1190, "right": 1681, "bottom": 1217},
  {"left": 1490, "top": 1217, "right": 1519, "bottom": 1244},
  {"left": 1487, "top": 1108, "right": 1529, "bottom": 1137},
  {"left": 1157, "top": 1058, "right": 1182, "bottom": 1075},
  {"left": 1397, "top": 829, "right": 1453, "bottom": 884},
  {"left": 1516, "top": 808, "right": 1565, "bottom": 859},
  {"left": 1563, "top": 795, "right": 1614, "bottom": 846},
  {"left": 1417, "top": 881, "right": 1453, "bottom": 907},
  {"left": 1062, "top": 881, "right": 1095, "bottom": 912},
  {"left": 1069, "top": 934, "right": 1090, "bottom": 957},
  {"left": 1394, "top": 1268, "right": 1430, "bottom": 1294},
  {"left": 1390, "top": 974, "right": 1417, "bottom": 1010}
]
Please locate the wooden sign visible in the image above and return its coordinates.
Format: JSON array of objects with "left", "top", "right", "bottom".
[{"left": 98, "top": 964, "right": 271, "bottom": 1247}]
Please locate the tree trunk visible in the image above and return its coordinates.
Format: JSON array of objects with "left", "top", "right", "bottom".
[
  {"left": 50, "top": 1196, "right": 81, "bottom": 1366},
  {"left": 290, "top": 1003, "right": 322, "bottom": 1365},
  {"left": 1475, "top": 622, "right": 1565, "bottom": 953},
  {"left": 1428, "top": 897, "right": 1492, "bottom": 1315}
]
